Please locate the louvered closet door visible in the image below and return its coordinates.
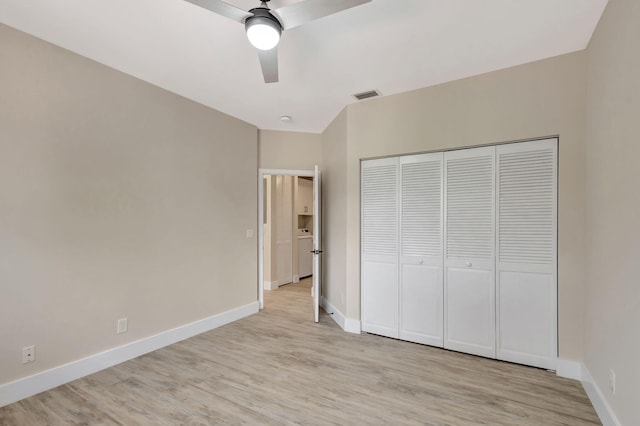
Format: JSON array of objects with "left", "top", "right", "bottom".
[
  {"left": 399, "top": 153, "right": 444, "bottom": 346},
  {"left": 496, "top": 139, "right": 557, "bottom": 369},
  {"left": 444, "top": 146, "right": 496, "bottom": 358},
  {"left": 361, "top": 158, "right": 399, "bottom": 338}
]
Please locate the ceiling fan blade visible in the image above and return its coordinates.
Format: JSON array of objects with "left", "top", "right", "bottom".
[
  {"left": 272, "top": 0, "right": 371, "bottom": 30},
  {"left": 258, "top": 48, "right": 279, "bottom": 83},
  {"left": 183, "top": 0, "right": 252, "bottom": 24}
]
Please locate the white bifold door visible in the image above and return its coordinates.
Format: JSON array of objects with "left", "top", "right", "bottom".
[
  {"left": 444, "top": 146, "right": 496, "bottom": 358},
  {"left": 361, "top": 154, "right": 444, "bottom": 346},
  {"left": 361, "top": 138, "right": 558, "bottom": 370},
  {"left": 496, "top": 139, "right": 557, "bottom": 369},
  {"left": 399, "top": 153, "right": 444, "bottom": 346},
  {"left": 361, "top": 158, "right": 399, "bottom": 338}
]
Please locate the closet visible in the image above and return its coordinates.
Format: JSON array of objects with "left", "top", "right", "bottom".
[{"left": 361, "top": 138, "right": 557, "bottom": 369}]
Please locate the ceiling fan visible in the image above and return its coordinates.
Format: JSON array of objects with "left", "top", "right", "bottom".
[{"left": 184, "top": 0, "right": 372, "bottom": 83}]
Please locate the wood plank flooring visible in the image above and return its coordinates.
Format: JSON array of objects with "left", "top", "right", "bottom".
[{"left": 0, "top": 278, "right": 600, "bottom": 425}]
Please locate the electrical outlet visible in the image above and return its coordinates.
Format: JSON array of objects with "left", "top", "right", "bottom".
[
  {"left": 117, "top": 318, "right": 128, "bottom": 334},
  {"left": 609, "top": 369, "right": 616, "bottom": 395},
  {"left": 22, "top": 345, "right": 35, "bottom": 364}
]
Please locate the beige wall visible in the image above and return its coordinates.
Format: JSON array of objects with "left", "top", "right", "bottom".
[
  {"left": 258, "top": 130, "right": 322, "bottom": 170},
  {"left": 323, "top": 52, "right": 587, "bottom": 360},
  {"left": 321, "top": 109, "right": 348, "bottom": 313},
  {"left": 585, "top": 0, "right": 640, "bottom": 423},
  {"left": 0, "top": 24, "right": 258, "bottom": 385}
]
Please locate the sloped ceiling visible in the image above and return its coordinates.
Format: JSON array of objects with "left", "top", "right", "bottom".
[{"left": 0, "top": 0, "right": 608, "bottom": 132}]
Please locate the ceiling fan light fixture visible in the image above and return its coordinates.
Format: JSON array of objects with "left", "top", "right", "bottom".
[{"left": 245, "top": 8, "right": 282, "bottom": 51}]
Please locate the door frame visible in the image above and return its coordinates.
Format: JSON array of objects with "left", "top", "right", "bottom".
[{"left": 258, "top": 168, "right": 314, "bottom": 309}]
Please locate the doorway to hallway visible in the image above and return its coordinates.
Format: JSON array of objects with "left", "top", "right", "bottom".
[{"left": 258, "top": 167, "right": 322, "bottom": 322}]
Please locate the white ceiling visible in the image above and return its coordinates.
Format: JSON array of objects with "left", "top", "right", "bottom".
[{"left": 0, "top": 0, "right": 608, "bottom": 133}]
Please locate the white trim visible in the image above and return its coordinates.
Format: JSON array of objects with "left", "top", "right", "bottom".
[
  {"left": 344, "top": 318, "right": 362, "bottom": 334},
  {"left": 556, "top": 358, "right": 583, "bottom": 381},
  {"left": 293, "top": 274, "right": 300, "bottom": 283},
  {"left": 260, "top": 169, "right": 315, "bottom": 177},
  {"left": 581, "top": 364, "right": 622, "bottom": 426},
  {"left": 264, "top": 280, "right": 279, "bottom": 291},
  {"left": 0, "top": 302, "right": 259, "bottom": 408},
  {"left": 321, "top": 297, "right": 361, "bottom": 334}
]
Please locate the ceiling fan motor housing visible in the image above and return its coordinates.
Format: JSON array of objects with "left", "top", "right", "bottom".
[{"left": 246, "top": 7, "right": 283, "bottom": 33}]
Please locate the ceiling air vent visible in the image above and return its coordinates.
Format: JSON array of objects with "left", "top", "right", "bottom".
[{"left": 353, "top": 90, "right": 380, "bottom": 101}]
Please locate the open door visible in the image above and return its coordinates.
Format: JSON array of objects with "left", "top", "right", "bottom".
[{"left": 312, "top": 165, "right": 322, "bottom": 322}]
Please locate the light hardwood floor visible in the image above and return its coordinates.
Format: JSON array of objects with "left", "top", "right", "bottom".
[{"left": 0, "top": 278, "right": 600, "bottom": 425}]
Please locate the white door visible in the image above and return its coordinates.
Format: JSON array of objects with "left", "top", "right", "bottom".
[
  {"left": 399, "top": 153, "right": 444, "bottom": 346},
  {"left": 312, "top": 165, "right": 322, "bottom": 323},
  {"left": 496, "top": 139, "right": 557, "bottom": 369},
  {"left": 444, "top": 146, "right": 496, "bottom": 358},
  {"left": 361, "top": 158, "right": 399, "bottom": 338}
]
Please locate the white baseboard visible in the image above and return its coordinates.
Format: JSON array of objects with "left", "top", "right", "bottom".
[
  {"left": 320, "top": 297, "right": 360, "bottom": 334},
  {"left": 264, "top": 280, "right": 279, "bottom": 291},
  {"left": 581, "top": 364, "right": 621, "bottom": 426},
  {"left": 0, "top": 301, "right": 259, "bottom": 408},
  {"left": 556, "top": 358, "right": 583, "bottom": 381},
  {"left": 344, "top": 318, "right": 361, "bottom": 334},
  {"left": 555, "top": 359, "right": 621, "bottom": 426},
  {"left": 293, "top": 275, "right": 300, "bottom": 283}
]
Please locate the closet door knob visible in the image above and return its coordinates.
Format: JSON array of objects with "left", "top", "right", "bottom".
[
  {"left": 466, "top": 261, "right": 472, "bottom": 267},
  {"left": 418, "top": 259, "right": 424, "bottom": 265}
]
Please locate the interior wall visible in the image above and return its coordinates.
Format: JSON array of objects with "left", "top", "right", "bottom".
[
  {"left": 339, "top": 52, "right": 587, "bottom": 360},
  {"left": 258, "top": 130, "right": 322, "bottom": 170},
  {"left": 584, "top": 0, "right": 640, "bottom": 423},
  {"left": 0, "top": 24, "right": 258, "bottom": 385},
  {"left": 320, "top": 109, "right": 349, "bottom": 314}
]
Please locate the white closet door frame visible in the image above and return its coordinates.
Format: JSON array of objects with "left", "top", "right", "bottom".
[
  {"left": 444, "top": 146, "right": 496, "bottom": 359},
  {"left": 399, "top": 153, "right": 444, "bottom": 346},
  {"left": 496, "top": 138, "right": 558, "bottom": 369},
  {"left": 361, "top": 157, "right": 400, "bottom": 338}
]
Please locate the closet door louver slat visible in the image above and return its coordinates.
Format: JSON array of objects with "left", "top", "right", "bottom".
[
  {"left": 445, "top": 155, "right": 495, "bottom": 260},
  {"left": 362, "top": 164, "right": 398, "bottom": 257},
  {"left": 401, "top": 160, "right": 442, "bottom": 258}
]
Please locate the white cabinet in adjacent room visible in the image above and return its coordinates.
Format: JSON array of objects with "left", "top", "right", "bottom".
[
  {"left": 298, "top": 236, "right": 313, "bottom": 278},
  {"left": 297, "top": 177, "right": 314, "bottom": 215}
]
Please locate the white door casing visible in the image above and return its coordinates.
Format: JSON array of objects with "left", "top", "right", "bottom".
[
  {"left": 258, "top": 168, "right": 314, "bottom": 311},
  {"left": 312, "top": 165, "right": 322, "bottom": 323}
]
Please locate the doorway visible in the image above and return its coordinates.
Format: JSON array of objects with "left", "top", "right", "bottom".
[{"left": 258, "top": 168, "right": 321, "bottom": 319}]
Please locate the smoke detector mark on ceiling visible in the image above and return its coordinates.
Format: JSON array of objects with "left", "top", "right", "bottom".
[{"left": 353, "top": 90, "right": 380, "bottom": 101}]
